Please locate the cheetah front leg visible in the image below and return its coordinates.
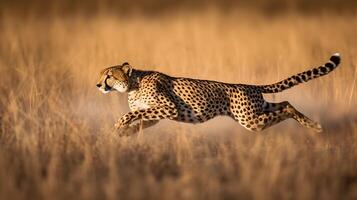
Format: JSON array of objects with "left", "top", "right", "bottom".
[
  {"left": 115, "top": 106, "right": 178, "bottom": 130},
  {"left": 120, "top": 120, "right": 159, "bottom": 134}
]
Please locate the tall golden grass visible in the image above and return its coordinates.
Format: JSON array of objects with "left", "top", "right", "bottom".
[{"left": 0, "top": 10, "right": 357, "bottom": 200}]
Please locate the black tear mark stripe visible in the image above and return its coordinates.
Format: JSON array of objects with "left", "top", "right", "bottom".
[{"left": 258, "top": 53, "right": 341, "bottom": 93}]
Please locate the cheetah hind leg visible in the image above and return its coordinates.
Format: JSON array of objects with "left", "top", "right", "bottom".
[
  {"left": 287, "top": 105, "right": 322, "bottom": 132},
  {"left": 263, "top": 101, "right": 322, "bottom": 132}
]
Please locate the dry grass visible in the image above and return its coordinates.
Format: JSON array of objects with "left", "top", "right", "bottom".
[{"left": 0, "top": 10, "right": 357, "bottom": 200}]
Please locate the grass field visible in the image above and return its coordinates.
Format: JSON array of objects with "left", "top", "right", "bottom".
[{"left": 0, "top": 8, "right": 357, "bottom": 200}]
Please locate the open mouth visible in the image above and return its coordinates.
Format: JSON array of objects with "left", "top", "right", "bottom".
[
  {"left": 103, "top": 78, "right": 112, "bottom": 92},
  {"left": 104, "top": 85, "right": 112, "bottom": 91},
  {"left": 99, "top": 87, "right": 111, "bottom": 94},
  {"left": 97, "top": 83, "right": 112, "bottom": 94}
]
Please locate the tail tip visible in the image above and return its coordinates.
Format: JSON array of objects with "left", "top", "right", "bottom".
[
  {"left": 330, "top": 53, "right": 341, "bottom": 65},
  {"left": 333, "top": 52, "right": 340, "bottom": 57}
]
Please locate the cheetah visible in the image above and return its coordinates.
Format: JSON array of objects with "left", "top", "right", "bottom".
[{"left": 96, "top": 53, "right": 340, "bottom": 132}]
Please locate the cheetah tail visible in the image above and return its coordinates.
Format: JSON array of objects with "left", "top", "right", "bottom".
[{"left": 258, "top": 53, "right": 341, "bottom": 93}]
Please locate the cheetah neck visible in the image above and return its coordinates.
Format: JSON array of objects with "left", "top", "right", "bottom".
[{"left": 127, "top": 69, "right": 154, "bottom": 91}]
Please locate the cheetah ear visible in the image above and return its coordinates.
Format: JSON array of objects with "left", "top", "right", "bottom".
[{"left": 121, "top": 62, "right": 132, "bottom": 76}]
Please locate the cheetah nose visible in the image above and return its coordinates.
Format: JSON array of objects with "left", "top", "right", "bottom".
[{"left": 96, "top": 83, "right": 102, "bottom": 88}]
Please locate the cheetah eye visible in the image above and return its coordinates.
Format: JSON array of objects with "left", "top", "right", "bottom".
[
  {"left": 105, "top": 76, "right": 110, "bottom": 85},
  {"left": 106, "top": 75, "right": 114, "bottom": 81}
]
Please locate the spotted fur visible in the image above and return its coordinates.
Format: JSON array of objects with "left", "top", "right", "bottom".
[
  {"left": 96, "top": 53, "right": 341, "bottom": 133},
  {"left": 258, "top": 53, "right": 341, "bottom": 93}
]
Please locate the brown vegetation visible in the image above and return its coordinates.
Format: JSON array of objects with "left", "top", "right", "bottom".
[{"left": 0, "top": 5, "right": 357, "bottom": 200}]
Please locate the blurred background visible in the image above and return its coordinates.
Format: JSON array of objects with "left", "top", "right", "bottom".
[
  {"left": 0, "top": 1, "right": 357, "bottom": 200},
  {"left": 1, "top": 0, "right": 357, "bottom": 16}
]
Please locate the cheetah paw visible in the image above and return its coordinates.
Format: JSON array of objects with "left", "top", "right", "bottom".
[{"left": 114, "top": 122, "right": 128, "bottom": 130}]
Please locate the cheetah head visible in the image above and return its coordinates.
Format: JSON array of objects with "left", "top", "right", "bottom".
[{"left": 96, "top": 62, "right": 133, "bottom": 94}]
